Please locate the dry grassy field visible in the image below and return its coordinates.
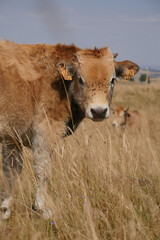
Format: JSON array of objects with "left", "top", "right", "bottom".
[{"left": 0, "top": 81, "right": 160, "bottom": 240}]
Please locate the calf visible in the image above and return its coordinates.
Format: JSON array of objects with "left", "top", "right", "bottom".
[
  {"left": 0, "top": 40, "right": 139, "bottom": 219},
  {"left": 112, "top": 106, "right": 141, "bottom": 128}
]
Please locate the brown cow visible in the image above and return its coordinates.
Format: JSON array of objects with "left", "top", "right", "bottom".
[
  {"left": 112, "top": 106, "right": 141, "bottom": 128},
  {"left": 0, "top": 40, "right": 139, "bottom": 219}
]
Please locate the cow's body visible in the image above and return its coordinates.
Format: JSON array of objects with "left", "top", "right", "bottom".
[
  {"left": 0, "top": 41, "right": 81, "bottom": 139},
  {"left": 112, "top": 106, "right": 141, "bottom": 129},
  {"left": 0, "top": 40, "right": 139, "bottom": 219}
]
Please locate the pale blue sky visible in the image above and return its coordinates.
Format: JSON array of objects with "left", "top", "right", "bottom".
[{"left": 0, "top": 0, "right": 160, "bottom": 68}]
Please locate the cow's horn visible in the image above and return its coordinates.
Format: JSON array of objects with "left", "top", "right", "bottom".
[{"left": 113, "top": 53, "right": 118, "bottom": 59}]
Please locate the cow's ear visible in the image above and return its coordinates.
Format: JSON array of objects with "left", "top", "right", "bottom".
[
  {"left": 114, "top": 60, "right": 139, "bottom": 80},
  {"left": 56, "top": 62, "right": 75, "bottom": 81}
]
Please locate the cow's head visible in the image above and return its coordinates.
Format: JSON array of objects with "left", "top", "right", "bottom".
[
  {"left": 112, "top": 106, "right": 130, "bottom": 127},
  {"left": 57, "top": 47, "right": 139, "bottom": 122}
]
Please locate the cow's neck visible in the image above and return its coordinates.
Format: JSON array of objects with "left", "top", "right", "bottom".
[{"left": 65, "top": 83, "right": 85, "bottom": 136}]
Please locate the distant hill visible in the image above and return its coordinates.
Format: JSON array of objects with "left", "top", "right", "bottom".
[
  {"left": 140, "top": 64, "right": 160, "bottom": 71},
  {"left": 136, "top": 67, "right": 160, "bottom": 79}
]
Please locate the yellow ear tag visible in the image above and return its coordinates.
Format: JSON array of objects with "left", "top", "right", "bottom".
[
  {"left": 124, "top": 69, "right": 135, "bottom": 81},
  {"left": 61, "top": 67, "right": 72, "bottom": 80}
]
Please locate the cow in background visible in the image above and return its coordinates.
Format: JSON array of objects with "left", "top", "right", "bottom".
[{"left": 112, "top": 106, "right": 141, "bottom": 129}]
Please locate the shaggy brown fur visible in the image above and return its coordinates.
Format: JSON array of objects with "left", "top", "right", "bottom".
[{"left": 0, "top": 40, "right": 139, "bottom": 219}]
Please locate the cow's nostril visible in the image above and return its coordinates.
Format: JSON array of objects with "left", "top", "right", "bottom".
[
  {"left": 102, "top": 108, "right": 107, "bottom": 114},
  {"left": 91, "top": 108, "right": 107, "bottom": 117},
  {"left": 91, "top": 108, "right": 96, "bottom": 115}
]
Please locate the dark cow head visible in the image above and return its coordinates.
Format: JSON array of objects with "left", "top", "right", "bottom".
[{"left": 57, "top": 47, "right": 139, "bottom": 122}]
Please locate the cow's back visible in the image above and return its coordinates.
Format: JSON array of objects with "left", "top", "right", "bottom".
[{"left": 0, "top": 40, "right": 38, "bottom": 135}]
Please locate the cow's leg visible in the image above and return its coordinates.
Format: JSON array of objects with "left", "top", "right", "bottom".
[
  {"left": 32, "top": 131, "right": 52, "bottom": 220},
  {"left": 1, "top": 141, "right": 23, "bottom": 220},
  {"left": 32, "top": 118, "right": 66, "bottom": 220}
]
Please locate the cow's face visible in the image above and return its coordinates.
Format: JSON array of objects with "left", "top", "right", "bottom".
[
  {"left": 70, "top": 48, "right": 115, "bottom": 121},
  {"left": 112, "top": 107, "right": 130, "bottom": 127},
  {"left": 57, "top": 47, "right": 139, "bottom": 122}
]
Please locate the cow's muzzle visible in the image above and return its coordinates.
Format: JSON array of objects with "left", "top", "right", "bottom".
[
  {"left": 86, "top": 105, "right": 110, "bottom": 121},
  {"left": 91, "top": 107, "right": 107, "bottom": 120}
]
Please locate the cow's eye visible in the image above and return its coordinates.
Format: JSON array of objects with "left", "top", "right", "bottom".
[
  {"left": 110, "top": 77, "right": 116, "bottom": 86},
  {"left": 79, "top": 77, "right": 84, "bottom": 85}
]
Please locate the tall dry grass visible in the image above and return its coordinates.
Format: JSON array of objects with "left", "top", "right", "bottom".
[{"left": 0, "top": 82, "right": 160, "bottom": 240}]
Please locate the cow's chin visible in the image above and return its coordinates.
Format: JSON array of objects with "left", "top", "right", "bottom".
[
  {"left": 86, "top": 114, "right": 110, "bottom": 122},
  {"left": 87, "top": 116, "right": 109, "bottom": 122},
  {"left": 92, "top": 118, "right": 106, "bottom": 122}
]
